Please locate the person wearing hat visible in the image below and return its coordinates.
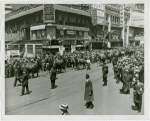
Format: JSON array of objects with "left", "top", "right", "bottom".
[
  {"left": 14, "top": 60, "right": 22, "bottom": 87},
  {"left": 20, "top": 67, "right": 30, "bottom": 96},
  {"left": 86, "top": 57, "right": 91, "bottom": 70},
  {"left": 139, "top": 65, "right": 144, "bottom": 83},
  {"left": 59, "top": 103, "right": 69, "bottom": 115},
  {"left": 84, "top": 74, "right": 94, "bottom": 109},
  {"left": 128, "top": 64, "right": 134, "bottom": 88},
  {"left": 102, "top": 62, "right": 109, "bottom": 86},
  {"left": 113, "top": 64, "right": 118, "bottom": 79},
  {"left": 133, "top": 79, "right": 144, "bottom": 112},
  {"left": 116, "top": 62, "right": 121, "bottom": 84},
  {"left": 120, "top": 69, "right": 131, "bottom": 94},
  {"left": 50, "top": 65, "right": 57, "bottom": 89},
  {"left": 112, "top": 56, "right": 117, "bottom": 69}
]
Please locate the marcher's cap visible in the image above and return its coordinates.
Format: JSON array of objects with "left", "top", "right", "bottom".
[
  {"left": 59, "top": 103, "right": 68, "bottom": 110},
  {"left": 86, "top": 74, "right": 90, "bottom": 78},
  {"left": 135, "top": 74, "right": 139, "bottom": 78},
  {"left": 125, "top": 69, "right": 129, "bottom": 72},
  {"left": 136, "top": 66, "right": 139, "bottom": 69}
]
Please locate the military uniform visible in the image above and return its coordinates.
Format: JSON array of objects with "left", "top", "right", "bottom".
[
  {"left": 133, "top": 81, "right": 144, "bottom": 112},
  {"left": 50, "top": 66, "right": 57, "bottom": 89},
  {"left": 21, "top": 68, "right": 29, "bottom": 96},
  {"left": 14, "top": 61, "right": 22, "bottom": 87},
  {"left": 114, "top": 65, "right": 118, "bottom": 79},
  {"left": 102, "top": 63, "right": 109, "bottom": 86},
  {"left": 116, "top": 63, "right": 121, "bottom": 84}
]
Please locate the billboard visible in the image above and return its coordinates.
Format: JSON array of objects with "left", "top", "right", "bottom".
[
  {"left": 131, "top": 11, "right": 144, "bottom": 27},
  {"left": 43, "top": 4, "right": 55, "bottom": 23}
]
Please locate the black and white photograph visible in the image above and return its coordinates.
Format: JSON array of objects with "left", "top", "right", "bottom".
[{"left": 3, "top": 2, "right": 149, "bottom": 118}]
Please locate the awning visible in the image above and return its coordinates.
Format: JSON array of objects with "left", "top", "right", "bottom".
[
  {"left": 56, "top": 25, "right": 89, "bottom": 31},
  {"left": 31, "top": 25, "right": 45, "bottom": 31},
  {"left": 5, "top": 40, "right": 19, "bottom": 44}
]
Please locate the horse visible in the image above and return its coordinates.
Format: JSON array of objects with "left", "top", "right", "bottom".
[{"left": 22, "top": 62, "right": 39, "bottom": 78}]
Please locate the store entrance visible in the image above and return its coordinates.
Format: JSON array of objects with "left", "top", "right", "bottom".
[
  {"left": 43, "top": 48, "right": 59, "bottom": 54},
  {"left": 64, "top": 45, "right": 71, "bottom": 52}
]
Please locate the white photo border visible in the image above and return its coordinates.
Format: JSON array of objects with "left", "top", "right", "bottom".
[{"left": 1, "top": 0, "right": 150, "bottom": 120}]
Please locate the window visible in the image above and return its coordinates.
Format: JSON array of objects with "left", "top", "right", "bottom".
[
  {"left": 106, "top": 14, "right": 108, "bottom": 21},
  {"left": 113, "top": 16, "right": 114, "bottom": 23}
]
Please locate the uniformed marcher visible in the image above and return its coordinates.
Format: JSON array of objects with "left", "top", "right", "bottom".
[
  {"left": 86, "top": 57, "right": 91, "bottom": 70},
  {"left": 14, "top": 60, "right": 22, "bottom": 87},
  {"left": 114, "top": 65, "right": 118, "bottom": 79},
  {"left": 120, "top": 69, "right": 131, "bottom": 94},
  {"left": 102, "top": 62, "right": 109, "bottom": 86},
  {"left": 20, "top": 67, "right": 30, "bottom": 96},
  {"left": 116, "top": 62, "right": 121, "bottom": 84},
  {"left": 133, "top": 79, "right": 144, "bottom": 112},
  {"left": 50, "top": 65, "right": 57, "bottom": 89}
]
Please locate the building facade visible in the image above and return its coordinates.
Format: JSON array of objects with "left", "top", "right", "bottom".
[
  {"left": 5, "top": 4, "right": 92, "bottom": 57},
  {"left": 127, "top": 4, "right": 144, "bottom": 46},
  {"left": 5, "top": 4, "right": 144, "bottom": 57}
]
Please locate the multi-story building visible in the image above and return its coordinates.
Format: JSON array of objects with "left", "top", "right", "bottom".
[
  {"left": 127, "top": 4, "right": 144, "bottom": 46},
  {"left": 90, "top": 4, "right": 130, "bottom": 49},
  {"left": 5, "top": 4, "right": 144, "bottom": 57},
  {"left": 5, "top": 4, "right": 92, "bottom": 57}
]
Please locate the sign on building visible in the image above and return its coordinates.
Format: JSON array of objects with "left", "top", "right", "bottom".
[
  {"left": 131, "top": 11, "right": 144, "bottom": 27},
  {"left": 67, "top": 31, "right": 76, "bottom": 35},
  {"left": 97, "top": 10, "right": 105, "bottom": 17},
  {"left": 10, "top": 50, "right": 19, "bottom": 55},
  {"left": 43, "top": 4, "right": 55, "bottom": 23}
]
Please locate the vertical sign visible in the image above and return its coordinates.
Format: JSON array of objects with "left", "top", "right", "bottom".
[{"left": 43, "top": 4, "right": 55, "bottom": 23}]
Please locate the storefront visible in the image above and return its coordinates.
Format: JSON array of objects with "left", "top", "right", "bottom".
[{"left": 128, "top": 26, "right": 144, "bottom": 45}]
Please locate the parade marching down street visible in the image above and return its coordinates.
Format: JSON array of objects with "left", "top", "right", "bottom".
[{"left": 5, "top": 46, "right": 144, "bottom": 115}]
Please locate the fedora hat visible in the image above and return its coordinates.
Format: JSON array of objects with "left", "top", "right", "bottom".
[{"left": 59, "top": 103, "right": 68, "bottom": 110}]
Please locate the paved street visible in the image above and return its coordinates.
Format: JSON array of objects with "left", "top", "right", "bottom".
[{"left": 5, "top": 63, "right": 144, "bottom": 115}]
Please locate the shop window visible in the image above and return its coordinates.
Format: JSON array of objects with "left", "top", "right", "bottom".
[
  {"left": 35, "top": 14, "right": 39, "bottom": 22},
  {"left": 35, "top": 45, "right": 42, "bottom": 54},
  {"left": 32, "top": 31, "right": 37, "bottom": 40},
  {"left": 56, "top": 29, "right": 64, "bottom": 38},
  {"left": 59, "top": 14, "right": 64, "bottom": 21},
  {"left": 27, "top": 45, "right": 33, "bottom": 54},
  {"left": 64, "top": 14, "right": 68, "bottom": 21}
]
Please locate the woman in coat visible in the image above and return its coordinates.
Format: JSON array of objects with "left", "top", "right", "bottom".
[{"left": 84, "top": 74, "right": 94, "bottom": 109}]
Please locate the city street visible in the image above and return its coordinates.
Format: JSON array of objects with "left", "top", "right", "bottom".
[{"left": 5, "top": 63, "right": 144, "bottom": 115}]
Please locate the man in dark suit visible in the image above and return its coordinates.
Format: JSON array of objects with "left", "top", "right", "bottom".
[
  {"left": 20, "top": 67, "right": 29, "bottom": 96},
  {"left": 102, "top": 62, "right": 109, "bottom": 86},
  {"left": 84, "top": 74, "right": 94, "bottom": 109},
  {"left": 14, "top": 60, "right": 22, "bottom": 87},
  {"left": 50, "top": 65, "right": 57, "bottom": 89},
  {"left": 112, "top": 56, "right": 117, "bottom": 69}
]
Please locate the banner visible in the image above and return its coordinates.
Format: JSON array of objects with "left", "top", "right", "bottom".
[
  {"left": 131, "top": 11, "right": 144, "bottom": 27},
  {"left": 43, "top": 4, "right": 55, "bottom": 23}
]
